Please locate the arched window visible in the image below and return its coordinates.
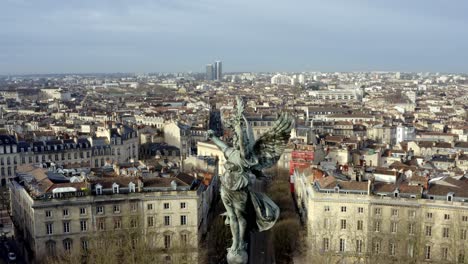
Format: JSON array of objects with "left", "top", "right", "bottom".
[
  {"left": 447, "top": 192, "right": 454, "bottom": 202},
  {"left": 46, "top": 240, "right": 56, "bottom": 256}
]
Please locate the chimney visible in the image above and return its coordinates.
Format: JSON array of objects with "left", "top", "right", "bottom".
[
  {"left": 424, "top": 175, "right": 429, "bottom": 190},
  {"left": 367, "top": 177, "right": 374, "bottom": 195}
]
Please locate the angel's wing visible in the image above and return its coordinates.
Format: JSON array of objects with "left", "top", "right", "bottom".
[
  {"left": 243, "top": 115, "right": 255, "bottom": 152},
  {"left": 251, "top": 113, "right": 294, "bottom": 172}
]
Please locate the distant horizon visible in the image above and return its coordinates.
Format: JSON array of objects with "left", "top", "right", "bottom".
[
  {"left": 1, "top": 69, "right": 467, "bottom": 77},
  {"left": 1, "top": 0, "right": 468, "bottom": 74}
]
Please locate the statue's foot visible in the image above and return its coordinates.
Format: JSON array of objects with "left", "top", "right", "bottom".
[{"left": 227, "top": 249, "right": 248, "bottom": 264}]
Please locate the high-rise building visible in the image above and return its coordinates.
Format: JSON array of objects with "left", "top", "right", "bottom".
[
  {"left": 214, "top": 61, "right": 222, "bottom": 81},
  {"left": 205, "top": 64, "right": 214, "bottom": 81}
]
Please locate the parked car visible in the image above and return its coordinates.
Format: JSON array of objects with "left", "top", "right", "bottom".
[{"left": 8, "top": 252, "right": 16, "bottom": 261}]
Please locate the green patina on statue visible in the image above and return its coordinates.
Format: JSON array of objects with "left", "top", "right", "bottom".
[{"left": 207, "top": 97, "right": 293, "bottom": 264}]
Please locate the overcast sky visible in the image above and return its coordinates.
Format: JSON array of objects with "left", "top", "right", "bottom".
[{"left": 1, "top": 0, "right": 468, "bottom": 74}]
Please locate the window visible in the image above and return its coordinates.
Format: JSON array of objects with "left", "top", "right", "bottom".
[
  {"left": 63, "top": 222, "right": 70, "bottom": 233},
  {"left": 442, "top": 247, "right": 448, "bottom": 260},
  {"left": 80, "top": 220, "right": 87, "bottom": 231},
  {"left": 114, "top": 218, "right": 122, "bottom": 229},
  {"left": 164, "top": 234, "right": 171, "bottom": 249},
  {"left": 63, "top": 209, "right": 69, "bottom": 217},
  {"left": 96, "top": 185, "right": 102, "bottom": 195},
  {"left": 341, "top": 206, "right": 347, "bottom": 212},
  {"left": 357, "top": 220, "right": 363, "bottom": 231},
  {"left": 147, "top": 204, "right": 153, "bottom": 210},
  {"left": 113, "top": 205, "right": 120, "bottom": 213},
  {"left": 181, "top": 202, "right": 187, "bottom": 209},
  {"left": 426, "top": 212, "right": 433, "bottom": 219},
  {"left": 341, "top": 219, "right": 347, "bottom": 230},
  {"left": 164, "top": 216, "right": 171, "bottom": 226},
  {"left": 180, "top": 215, "right": 187, "bottom": 226},
  {"left": 128, "top": 182, "right": 136, "bottom": 192},
  {"left": 46, "top": 241, "right": 56, "bottom": 255},
  {"left": 98, "top": 220, "right": 105, "bottom": 231},
  {"left": 131, "top": 203, "right": 138, "bottom": 212},
  {"left": 443, "top": 227, "right": 450, "bottom": 238},
  {"left": 391, "top": 222, "right": 398, "bottom": 233},
  {"left": 96, "top": 206, "right": 104, "bottom": 214},
  {"left": 163, "top": 203, "right": 170, "bottom": 209},
  {"left": 45, "top": 210, "right": 52, "bottom": 218},
  {"left": 462, "top": 216, "right": 468, "bottom": 222},
  {"left": 408, "top": 210, "right": 416, "bottom": 218},
  {"left": 324, "top": 206, "right": 330, "bottom": 212},
  {"left": 461, "top": 229, "right": 467, "bottom": 240},
  {"left": 81, "top": 240, "right": 88, "bottom": 251},
  {"left": 130, "top": 218, "right": 138, "bottom": 228},
  {"left": 408, "top": 223, "right": 415, "bottom": 235},
  {"left": 389, "top": 243, "right": 396, "bottom": 256},
  {"left": 424, "top": 245, "right": 431, "bottom": 260},
  {"left": 373, "top": 241, "right": 381, "bottom": 254},
  {"left": 374, "top": 220, "right": 381, "bottom": 232},
  {"left": 459, "top": 252, "right": 465, "bottom": 263},
  {"left": 63, "top": 239, "right": 72, "bottom": 252},
  {"left": 358, "top": 207, "right": 364, "bottom": 214},
  {"left": 46, "top": 223, "right": 53, "bottom": 235},
  {"left": 112, "top": 183, "right": 119, "bottom": 194},
  {"left": 339, "top": 239, "right": 346, "bottom": 252},
  {"left": 322, "top": 238, "right": 329, "bottom": 251},
  {"left": 374, "top": 208, "right": 381, "bottom": 215},
  {"left": 80, "top": 208, "right": 86, "bottom": 215},
  {"left": 425, "top": 226, "right": 432, "bottom": 236},
  {"left": 356, "top": 240, "right": 363, "bottom": 253},
  {"left": 444, "top": 214, "right": 450, "bottom": 220},
  {"left": 147, "top": 216, "right": 154, "bottom": 227},
  {"left": 391, "top": 209, "right": 398, "bottom": 216},
  {"left": 180, "top": 233, "right": 188, "bottom": 246}
]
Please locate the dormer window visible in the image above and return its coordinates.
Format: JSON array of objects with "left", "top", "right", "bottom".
[
  {"left": 334, "top": 186, "right": 340, "bottom": 193},
  {"left": 394, "top": 189, "right": 399, "bottom": 198},
  {"left": 129, "top": 182, "right": 136, "bottom": 193},
  {"left": 96, "top": 184, "right": 103, "bottom": 195},
  {"left": 112, "top": 183, "right": 119, "bottom": 194},
  {"left": 447, "top": 192, "right": 454, "bottom": 202}
]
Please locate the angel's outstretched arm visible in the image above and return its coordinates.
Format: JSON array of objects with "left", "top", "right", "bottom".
[{"left": 207, "top": 130, "right": 229, "bottom": 153}]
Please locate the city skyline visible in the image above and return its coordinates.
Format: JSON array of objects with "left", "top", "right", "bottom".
[{"left": 1, "top": 0, "right": 468, "bottom": 74}]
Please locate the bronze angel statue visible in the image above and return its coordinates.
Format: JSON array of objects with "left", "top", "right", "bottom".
[{"left": 207, "top": 97, "right": 294, "bottom": 264}]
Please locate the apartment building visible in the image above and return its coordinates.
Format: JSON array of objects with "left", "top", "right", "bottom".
[
  {"left": 10, "top": 162, "right": 218, "bottom": 263},
  {"left": 0, "top": 124, "right": 138, "bottom": 186},
  {"left": 294, "top": 170, "right": 468, "bottom": 264}
]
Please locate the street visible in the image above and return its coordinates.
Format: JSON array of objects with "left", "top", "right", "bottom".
[{"left": 249, "top": 178, "right": 275, "bottom": 264}]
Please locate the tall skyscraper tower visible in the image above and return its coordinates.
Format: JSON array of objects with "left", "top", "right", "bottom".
[
  {"left": 215, "top": 61, "right": 222, "bottom": 81},
  {"left": 205, "top": 64, "right": 214, "bottom": 81}
]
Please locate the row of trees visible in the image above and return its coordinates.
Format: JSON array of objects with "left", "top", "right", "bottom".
[
  {"left": 42, "top": 217, "right": 198, "bottom": 264},
  {"left": 266, "top": 167, "right": 304, "bottom": 264}
]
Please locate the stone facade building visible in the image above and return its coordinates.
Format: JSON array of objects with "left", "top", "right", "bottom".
[
  {"left": 294, "top": 170, "right": 468, "bottom": 264},
  {"left": 10, "top": 162, "right": 218, "bottom": 263}
]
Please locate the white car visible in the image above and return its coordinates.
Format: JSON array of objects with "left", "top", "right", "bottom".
[{"left": 8, "top": 252, "right": 16, "bottom": 261}]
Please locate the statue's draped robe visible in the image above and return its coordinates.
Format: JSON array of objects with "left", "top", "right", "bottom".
[{"left": 221, "top": 147, "right": 280, "bottom": 232}]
